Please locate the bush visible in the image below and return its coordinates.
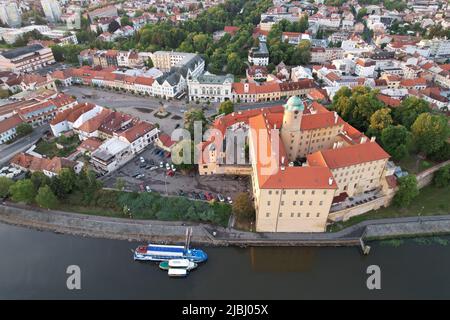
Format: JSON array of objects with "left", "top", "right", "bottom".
[{"left": 434, "top": 164, "right": 450, "bottom": 188}]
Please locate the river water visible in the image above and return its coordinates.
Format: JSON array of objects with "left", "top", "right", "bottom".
[{"left": 0, "top": 222, "right": 449, "bottom": 299}]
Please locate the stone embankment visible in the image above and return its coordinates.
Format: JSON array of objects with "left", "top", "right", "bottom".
[{"left": 1, "top": 203, "right": 450, "bottom": 247}]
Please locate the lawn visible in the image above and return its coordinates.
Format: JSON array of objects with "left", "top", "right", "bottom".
[
  {"left": 398, "top": 153, "right": 436, "bottom": 174},
  {"left": 328, "top": 184, "right": 450, "bottom": 232},
  {"left": 35, "top": 135, "right": 80, "bottom": 158}
]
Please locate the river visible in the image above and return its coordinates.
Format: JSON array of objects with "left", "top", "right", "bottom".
[{"left": 0, "top": 222, "right": 449, "bottom": 299}]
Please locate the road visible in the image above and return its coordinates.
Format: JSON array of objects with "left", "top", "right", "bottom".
[{"left": 0, "top": 125, "right": 49, "bottom": 165}]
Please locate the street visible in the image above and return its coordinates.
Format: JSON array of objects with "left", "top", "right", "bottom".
[{"left": 0, "top": 125, "right": 49, "bottom": 165}]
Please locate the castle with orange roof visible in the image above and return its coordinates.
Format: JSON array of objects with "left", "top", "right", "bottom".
[{"left": 199, "top": 97, "right": 395, "bottom": 232}]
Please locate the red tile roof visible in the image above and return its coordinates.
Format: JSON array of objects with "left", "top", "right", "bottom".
[
  {"left": 120, "top": 121, "right": 155, "bottom": 143},
  {"left": 307, "top": 141, "right": 390, "bottom": 169},
  {"left": 0, "top": 114, "right": 23, "bottom": 133}
]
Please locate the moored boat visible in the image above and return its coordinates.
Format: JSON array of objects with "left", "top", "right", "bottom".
[
  {"left": 159, "top": 259, "right": 198, "bottom": 271},
  {"left": 133, "top": 244, "right": 208, "bottom": 263},
  {"left": 168, "top": 268, "right": 187, "bottom": 278}
]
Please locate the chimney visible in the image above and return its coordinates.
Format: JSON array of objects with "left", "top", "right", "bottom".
[
  {"left": 281, "top": 156, "right": 285, "bottom": 164},
  {"left": 371, "top": 136, "right": 376, "bottom": 142},
  {"left": 333, "top": 142, "right": 337, "bottom": 149},
  {"left": 274, "top": 124, "right": 277, "bottom": 130},
  {"left": 328, "top": 177, "right": 333, "bottom": 186},
  {"left": 361, "top": 136, "right": 367, "bottom": 144},
  {"left": 334, "top": 111, "right": 338, "bottom": 124},
  {"left": 244, "top": 83, "right": 249, "bottom": 93}
]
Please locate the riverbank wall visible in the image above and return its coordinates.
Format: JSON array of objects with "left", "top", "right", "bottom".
[{"left": 1, "top": 203, "right": 450, "bottom": 247}]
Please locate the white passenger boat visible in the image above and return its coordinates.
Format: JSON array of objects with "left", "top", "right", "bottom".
[
  {"left": 159, "top": 259, "right": 198, "bottom": 271},
  {"left": 168, "top": 268, "right": 187, "bottom": 278}
]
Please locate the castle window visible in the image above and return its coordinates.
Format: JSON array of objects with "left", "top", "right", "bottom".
[
  {"left": 297, "top": 213, "right": 301, "bottom": 217},
  {"left": 316, "top": 212, "right": 320, "bottom": 217},
  {"left": 266, "top": 212, "right": 270, "bottom": 217},
  {"left": 291, "top": 212, "right": 294, "bottom": 217}
]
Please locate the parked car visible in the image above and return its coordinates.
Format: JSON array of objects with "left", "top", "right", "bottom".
[
  {"left": 136, "top": 174, "right": 145, "bottom": 179},
  {"left": 159, "top": 161, "right": 164, "bottom": 168},
  {"left": 139, "top": 156, "right": 145, "bottom": 163},
  {"left": 165, "top": 163, "right": 171, "bottom": 170},
  {"left": 167, "top": 170, "right": 175, "bottom": 177},
  {"left": 149, "top": 166, "right": 159, "bottom": 171},
  {"left": 204, "top": 192, "right": 213, "bottom": 201},
  {"left": 177, "top": 190, "right": 185, "bottom": 197},
  {"left": 227, "top": 196, "right": 233, "bottom": 204},
  {"left": 217, "top": 194, "right": 225, "bottom": 202},
  {"left": 145, "top": 186, "right": 152, "bottom": 192},
  {"left": 132, "top": 172, "right": 141, "bottom": 178},
  {"left": 198, "top": 192, "right": 206, "bottom": 201}
]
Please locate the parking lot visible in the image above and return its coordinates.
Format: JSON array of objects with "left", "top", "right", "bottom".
[{"left": 101, "top": 144, "right": 250, "bottom": 203}]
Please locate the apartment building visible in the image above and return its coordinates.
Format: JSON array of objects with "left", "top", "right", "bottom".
[
  {"left": 0, "top": 44, "right": 56, "bottom": 73},
  {"left": 188, "top": 73, "right": 234, "bottom": 102}
]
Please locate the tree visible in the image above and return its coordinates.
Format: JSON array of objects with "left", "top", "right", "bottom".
[
  {"left": 394, "top": 175, "right": 419, "bottom": 207},
  {"left": 115, "top": 177, "right": 125, "bottom": 191},
  {"left": 120, "top": 16, "right": 132, "bottom": 27},
  {"left": 232, "top": 192, "right": 255, "bottom": 220},
  {"left": 298, "top": 14, "right": 309, "bottom": 33},
  {"left": 9, "top": 179, "right": 36, "bottom": 204},
  {"left": 368, "top": 108, "right": 393, "bottom": 137},
  {"left": 218, "top": 101, "right": 234, "bottom": 115},
  {"left": 59, "top": 168, "right": 77, "bottom": 194},
  {"left": 184, "top": 108, "right": 207, "bottom": 136},
  {"left": 0, "top": 177, "right": 14, "bottom": 198},
  {"left": 393, "top": 97, "right": 430, "bottom": 129},
  {"left": 411, "top": 113, "right": 449, "bottom": 156},
  {"left": 433, "top": 164, "right": 450, "bottom": 188},
  {"left": 108, "top": 20, "right": 121, "bottom": 33},
  {"left": 380, "top": 125, "right": 411, "bottom": 161},
  {"left": 35, "top": 185, "right": 59, "bottom": 209},
  {"left": 30, "top": 171, "right": 50, "bottom": 190},
  {"left": 16, "top": 123, "right": 33, "bottom": 137}
]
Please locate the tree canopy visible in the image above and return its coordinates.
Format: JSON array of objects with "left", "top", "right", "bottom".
[{"left": 411, "top": 113, "right": 449, "bottom": 156}]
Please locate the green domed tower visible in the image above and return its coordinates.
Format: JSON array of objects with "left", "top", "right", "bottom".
[
  {"left": 281, "top": 96, "right": 304, "bottom": 161},
  {"left": 282, "top": 96, "right": 304, "bottom": 130}
]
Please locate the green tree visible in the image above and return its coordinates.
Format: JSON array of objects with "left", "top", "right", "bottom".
[
  {"left": 368, "top": 108, "right": 393, "bottom": 136},
  {"left": 30, "top": 171, "right": 50, "bottom": 190},
  {"left": 298, "top": 14, "right": 309, "bottom": 33},
  {"left": 59, "top": 168, "right": 77, "bottom": 194},
  {"left": 218, "top": 101, "right": 234, "bottom": 115},
  {"left": 411, "top": 113, "right": 449, "bottom": 156},
  {"left": 16, "top": 122, "right": 33, "bottom": 137},
  {"left": 393, "top": 97, "right": 430, "bottom": 129},
  {"left": 0, "top": 177, "right": 14, "bottom": 198},
  {"left": 35, "top": 185, "right": 59, "bottom": 209},
  {"left": 184, "top": 108, "right": 207, "bottom": 136},
  {"left": 9, "top": 179, "right": 36, "bottom": 204},
  {"left": 232, "top": 192, "right": 255, "bottom": 220},
  {"left": 433, "top": 164, "right": 450, "bottom": 188},
  {"left": 380, "top": 125, "right": 411, "bottom": 161},
  {"left": 394, "top": 175, "right": 419, "bottom": 207}
]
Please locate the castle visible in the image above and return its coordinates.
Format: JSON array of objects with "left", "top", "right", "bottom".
[{"left": 199, "top": 97, "right": 395, "bottom": 232}]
